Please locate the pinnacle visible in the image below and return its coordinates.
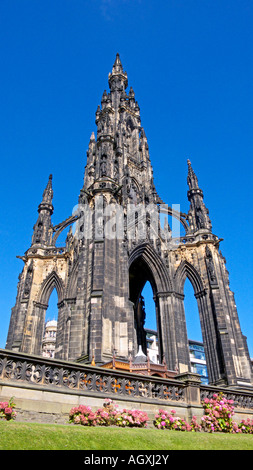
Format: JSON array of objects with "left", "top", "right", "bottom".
[
  {"left": 108, "top": 53, "right": 128, "bottom": 90},
  {"left": 187, "top": 159, "right": 194, "bottom": 175},
  {"left": 112, "top": 53, "right": 123, "bottom": 73},
  {"left": 42, "top": 174, "right": 53, "bottom": 203},
  {"left": 187, "top": 159, "right": 200, "bottom": 192},
  {"left": 129, "top": 86, "right": 135, "bottom": 98}
]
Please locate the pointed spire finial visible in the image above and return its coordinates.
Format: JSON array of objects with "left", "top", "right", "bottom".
[
  {"left": 187, "top": 159, "right": 199, "bottom": 190},
  {"left": 112, "top": 53, "right": 123, "bottom": 73},
  {"left": 32, "top": 174, "right": 54, "bottom": 246},
  {"left": 42, "top": 174, "right": 53, "bottom": 202},
  {"left": 129, "top": 86, "right": 135, "bottom": 98},
  {"left": 108, "top": 53, "right": 128, "bottom": 91},
  {"left": 39, "top": 174, "right": 54, "bottom": 214},
  {"left": 114, "top": 52, "right": 123, "bottom": 70},
  {"left": 89, "top": 131, "right": 95, "bottom": 142},
  {"left": 186, "top": 159, "right": 212, "bottom": 232}
]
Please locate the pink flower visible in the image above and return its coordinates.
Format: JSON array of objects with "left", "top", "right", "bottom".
[{"left": 0, "top": 402, "right": 8, "bottom": 410}]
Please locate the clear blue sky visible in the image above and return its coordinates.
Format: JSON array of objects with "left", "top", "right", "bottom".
[{"left": 0, "top": 0, "right": 252, "bottom": 356}]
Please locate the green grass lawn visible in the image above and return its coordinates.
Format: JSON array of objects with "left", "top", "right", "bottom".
[{"left": 0, "top": 421, "right": 253, "bottom": 450}]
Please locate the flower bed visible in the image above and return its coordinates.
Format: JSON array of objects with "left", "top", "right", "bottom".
[
  {"left": 68, "top": 394, "right": 253, "bottom": 433},
  {"left": 69, "top": 399, "right": 149, "bottom": 428},
  {"left": 1, "top": 392, "right": 253, "bottom": 433},
  {"left": 153, "top": 392, "right": 253, "bottom": 434}
]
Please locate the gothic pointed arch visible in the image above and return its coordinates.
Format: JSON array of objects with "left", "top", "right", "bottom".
[
  {"left": 38, "top": 270, "right": 65, "bottom": 306},
  {"left": 128, "top": 242, "right": 173, "bottom": 360},
  {"left": 174, "top": 259, "right": 205, "bottom": 297},
  {"left": 129, "top": 242, "right": 173, "bottom": 297}
]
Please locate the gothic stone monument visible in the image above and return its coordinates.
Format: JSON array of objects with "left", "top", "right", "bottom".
[{"left": 6, "top": 54, "right": 253, "bottom": 389}]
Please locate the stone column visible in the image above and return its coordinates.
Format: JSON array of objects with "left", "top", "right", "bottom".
[{"left": 176, "top": 371, "right": 202, "bottom": 421}]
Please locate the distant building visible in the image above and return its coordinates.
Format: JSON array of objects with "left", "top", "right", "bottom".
[
  {"left": 189, "top": 339, "right": 208, "bottom": 384},
  {"left": 145, "top": 329, "right": 208, "bottom": 384},
  {"left": 42, "top": 320, "right": 57, "bottom": 358},
  {"left": 146, "top": 329, "right": 159, "bottom": 364}
]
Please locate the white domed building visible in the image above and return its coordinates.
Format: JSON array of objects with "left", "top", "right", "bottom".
[{"left": 42, "top": 320, "right": 57, "bottom": 358}]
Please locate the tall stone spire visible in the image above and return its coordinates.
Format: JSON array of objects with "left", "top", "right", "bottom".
[
  {"left": 108, "top": 53, "right": 128, "bottom": 113},
  {"left": 31, "top": 174, "right": 54, "bottom": 246},
  {"left": 80, "top": 53, "right": 161, "bottom": 207},
  {"left": 186, "top": 160, "right": 212, "bottom": 232}
]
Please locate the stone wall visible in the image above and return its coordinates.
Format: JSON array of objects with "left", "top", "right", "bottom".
[{"left": 0, "top": 348, "right": 252, "bottom": 425}]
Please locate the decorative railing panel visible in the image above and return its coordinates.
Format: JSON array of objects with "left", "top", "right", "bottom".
[
  {"left": 0, "top": 349, "right": 185, "bottom": 404},
  {"left": 200, "top": 386, "right": 253, "bottom": 410}
]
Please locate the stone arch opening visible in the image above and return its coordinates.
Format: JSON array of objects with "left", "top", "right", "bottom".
[
  {"left": 42, "top": 288, "right": 58, "bottom": 358},
  {"left": 142, "top": 281, "right": 159, "bottom": 363},
  {"left": 175, "top": 259, "right": 205, "bottom": 297},
  {"left": 39, "top": 271, "right": 64, "bottom": 306},
  {"left": 183, "top": 277, "right": 209, "bottom": 383},
  {"left": 174, "top": 260, "right": 222, "bottom": 383},
  {"left": 33, "top": 271, "right": 64, "bottom": 356},
  {"left": 128, "top": 243, "right": 172, "bottom": 363},
  {"left": 45, "top": 287, "right": 58, "bottom": 323},
  {"left": 129, "top": 255, "right": 162, "bottom": 361},
  {"left": 184, "top": 277, "right": 203, "bottom": 342}
]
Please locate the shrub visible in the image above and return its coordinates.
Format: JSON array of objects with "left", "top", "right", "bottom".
[
  {"left": 114, "top": 409, "right": 149, "bottom": 428},
  {"left": 0, "top": 397, "right": 16, "bottom": 421},
  {"left": 201, "top": 392, "right": 236, "bottom": 433},
  {"left": 69, "top": 399, "right": 148, "bottom": 428},
  {"left": 69, "top": 405, "right": 98, "bottom": 426},
  {"left": 190, "top": 414, "right": 202, "bottom": 432},
  {"left": 236, "top": 418, "right": 253, "bottom": 434},
  {"left": 153, "top": 409, "right": 192, "bottom": 431}
]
